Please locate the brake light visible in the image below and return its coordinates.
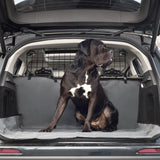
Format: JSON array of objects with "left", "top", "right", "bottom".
[
  {"left": 138, "top": 148, "right": 160, "bottom": 153},
  {"left": 0, "top": 149, "right": 21, "bottom": 154}
]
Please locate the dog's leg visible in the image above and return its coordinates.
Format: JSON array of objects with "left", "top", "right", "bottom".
[
  {"left": 83, "top": 96, "right": 96, "bottom": 132},
  {"left": 105, "top": 107, "right": 118, "bottom": 132},
  {"left": 90, "top": 106, "right": 118, "bottom": 131},
  {"left": 75, "top": 111, "right": 85, "bottom": 125},
  {"left": 91, "top": 113, "right": 107, "bottom": 131},
  {"left": 41, "top": 95, "right": 69, "bottom": 132}
]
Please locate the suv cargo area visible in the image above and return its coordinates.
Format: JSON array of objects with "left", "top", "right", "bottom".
[{"left": 0, "top": 38, "right": 159, "bottom": 140}]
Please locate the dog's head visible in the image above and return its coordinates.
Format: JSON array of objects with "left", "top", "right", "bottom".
[{"left": 78, "top": 39, "right": 113, "bottom": 68}]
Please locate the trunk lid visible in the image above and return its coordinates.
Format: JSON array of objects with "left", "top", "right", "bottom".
[
  {"left": 0, "top": 0, "right": 160, "bottom": 58},
  {"left": 0, "top": 0, "right": 159, "bottom": 31}
]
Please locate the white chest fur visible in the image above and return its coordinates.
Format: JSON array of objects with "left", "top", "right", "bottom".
[{"left": 69, "top": 72, "right": 92, "bottom": 99}]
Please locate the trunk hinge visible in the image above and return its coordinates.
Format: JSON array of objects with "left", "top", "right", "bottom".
[
  {"left": 0, "top": 26, "right": 6, "bottom": 58},
  {"left": 150, "top": 2, "right": 160, "bottom": 55}
]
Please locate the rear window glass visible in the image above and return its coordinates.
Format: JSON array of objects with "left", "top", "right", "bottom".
[{"left": 14, "top": 0, "right": 142, "bottom": 13}]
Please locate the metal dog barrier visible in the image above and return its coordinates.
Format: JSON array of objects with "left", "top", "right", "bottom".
[{"left": 25, "top": 48, "right": 127, "bottom": 78}]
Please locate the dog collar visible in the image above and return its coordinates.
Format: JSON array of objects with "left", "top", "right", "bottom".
[{"left": 96, "top": 66, "right": 103, "bottom": 76}]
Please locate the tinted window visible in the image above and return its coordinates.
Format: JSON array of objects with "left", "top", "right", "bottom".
[{"left": 14, "top": 0, "right": 142, "bottom": 13}]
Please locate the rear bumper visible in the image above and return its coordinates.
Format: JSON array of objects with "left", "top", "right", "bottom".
[
  {"left": 0, "top": 156, "right": 160, "bottom": 160},
  {"left": 1, "top": 139, "right": 160, "bottom": 159}
]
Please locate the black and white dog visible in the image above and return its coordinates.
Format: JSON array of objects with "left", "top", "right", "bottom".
[{"left": 41, "top": 39, "right": 118, "bottom": 132}]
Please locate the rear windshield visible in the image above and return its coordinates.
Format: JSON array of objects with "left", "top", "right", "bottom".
[{"left": 14, "top": 0, "right": 142, "bottom": 13}]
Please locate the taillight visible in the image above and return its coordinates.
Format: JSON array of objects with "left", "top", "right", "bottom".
[
  {"left": 0, "top": 148, "right": 21, "bottom": 155},
  {"left": 138, "top": 148, "right": 160, "bottom": 153}
]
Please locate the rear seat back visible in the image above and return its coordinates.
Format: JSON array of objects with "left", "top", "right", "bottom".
[{"left": 14, "top": 77, "right": 140, "bottom": 129}]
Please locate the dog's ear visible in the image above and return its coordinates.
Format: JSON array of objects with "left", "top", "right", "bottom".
[{"left": 78, "top": 39, "right": 92, "bottom": 56}]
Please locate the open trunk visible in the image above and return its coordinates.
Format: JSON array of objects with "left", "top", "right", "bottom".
[{"left": 0, "top": 38, "right": 160, "bottom": 140}]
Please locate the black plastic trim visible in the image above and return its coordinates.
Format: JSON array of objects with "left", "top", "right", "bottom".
[{"left": 0, "top": 71, "right": 18, "bottom": 118}]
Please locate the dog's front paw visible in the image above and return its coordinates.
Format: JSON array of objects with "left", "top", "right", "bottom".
[
  {"left": 82, "top": 122, "right": 92, "bottom": 132},
  {"left": 40, "top": 128, "right": 52, "bottom": 132},
  {"left": 40, "top": 127, "right": 53, "bottom": 132}
]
